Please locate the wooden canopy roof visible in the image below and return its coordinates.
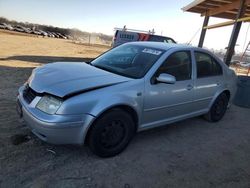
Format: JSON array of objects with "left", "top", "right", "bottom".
[{"left": 182, "top": 0, "right": 250, "bottom": 20}]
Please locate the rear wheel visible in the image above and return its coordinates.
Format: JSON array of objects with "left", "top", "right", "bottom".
[
  {"left": 88, "top": 109, "right": 135, "bottom": 157},
  {"left": 204, "top": 93, "right": 229, "bottom": 122}
]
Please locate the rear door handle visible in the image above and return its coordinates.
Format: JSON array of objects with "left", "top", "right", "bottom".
[{"left": 186, "top": 84, "right": 193, "bottom": 90}]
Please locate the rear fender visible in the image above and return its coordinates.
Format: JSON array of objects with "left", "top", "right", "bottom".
[{"left": 208, "top": 89, "right": 230, "bottom": 110}]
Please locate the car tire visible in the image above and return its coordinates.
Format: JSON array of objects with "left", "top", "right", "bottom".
[
  {"left": 88, "top": 109, "right": 135, "bottom": 158},
  {"left": 204, "top": 93, "right": 229, "bottom": 122}
]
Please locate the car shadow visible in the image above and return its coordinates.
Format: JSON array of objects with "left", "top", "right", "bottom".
[{"left": 0, "top": 55, "right": 94, "bottom": 64}]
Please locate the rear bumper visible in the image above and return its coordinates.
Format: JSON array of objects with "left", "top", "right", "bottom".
[{"left": 17, "top": 86, "right": 95, "bottom": 145}]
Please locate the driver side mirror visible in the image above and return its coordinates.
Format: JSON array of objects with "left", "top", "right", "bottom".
[{"left": 156, "top": 73, "right": 176, "bottom": 84}]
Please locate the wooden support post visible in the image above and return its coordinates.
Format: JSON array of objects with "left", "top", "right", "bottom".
[
  {"left": 224, "top": 0, "right": 246, "bottom": 66},
  {"left": 198, "top": 16, "right": 209, "bottom": 48}
]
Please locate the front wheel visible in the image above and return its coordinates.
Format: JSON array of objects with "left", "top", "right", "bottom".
[
  {"left": 204, "top": 93, "right": 229, "bottom": 122},
  {"left": 88, "top": 109, "right": 135, "bottom": 157}
]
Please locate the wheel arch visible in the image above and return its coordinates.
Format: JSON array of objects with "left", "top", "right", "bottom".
[
  {"left": 83, "top": 104, "right": 139, "bottom": 145},
  {"left": 209, "top": 89, "right": 231, "bottom": 109},
  {"left": 223, "top": 90, "right": 230, "bottom": 100}
]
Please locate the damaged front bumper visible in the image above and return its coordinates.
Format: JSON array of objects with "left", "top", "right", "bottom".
[{"left": 17, "top": 86, "right": 95, "bottom": 145}]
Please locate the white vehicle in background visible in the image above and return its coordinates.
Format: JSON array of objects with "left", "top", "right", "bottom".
[
  {"left": 240, "top": 61, "right": 250, "bottom": 68},
  {"left": 38, "top": 30, "right": 48, "bottom": 37},
  {"left": 4, "top": 23, "right": 14, "bottom": 31},
  {"left": 112, "top": 26, "right": 176, "bottom": 47},
  {"left": 13, "top": 25, "right": 24, "bottom": 32},
  {"left": 57, "top": 32, "right": 67, "bottom": 39},
  {"left": 0, "top": 23, "right": 14, "bottom": 30},
  {"left": 0, "top": 23, "right": 5, "bottom": 29},
  {"left": 31, "top": 30, "right": 41, "bottom": 35},
  {"left": 14, "top": 25, "right": 30, "bottom": 33},
  {"left": 46, "top": 31, "right": 55, "bottom": 38},
  {"left": 51, "top": 32, "right": 60, "bottom": 38}
]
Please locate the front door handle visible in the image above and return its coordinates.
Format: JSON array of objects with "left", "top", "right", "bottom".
[{"left": 186, "top": 84, "right": 193, "bottom": 90}]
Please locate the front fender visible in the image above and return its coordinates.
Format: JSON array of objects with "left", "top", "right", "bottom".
[
  {"left": 81, "top": 94, "right": 142, "bottom": 144},
  {"left": 89, "top": 94, "right": 141, "bottom": 118}
]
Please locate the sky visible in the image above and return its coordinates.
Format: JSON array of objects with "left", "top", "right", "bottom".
[{"left": 0, "top": 0, "right": 249, "bottom": 51}]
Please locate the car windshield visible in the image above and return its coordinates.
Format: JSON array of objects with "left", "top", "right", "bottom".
[{"left": 91, "top": 44, "right": 165, "bottom": 78}]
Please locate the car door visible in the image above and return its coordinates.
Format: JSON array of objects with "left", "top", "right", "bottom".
[
  {"left": 142, "top": 50, "right": 195, "bottom": 128},
  {"left": 192, "top": 50, "right": 224, "bottom": 112}
]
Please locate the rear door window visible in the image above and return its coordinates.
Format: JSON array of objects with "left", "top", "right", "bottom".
[{"left": 194, "top": 52, "right": 222, "bottom": 78}]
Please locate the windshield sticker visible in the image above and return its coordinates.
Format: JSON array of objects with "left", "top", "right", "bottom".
[{"left": 142, "top": 48, "right": 162, "bottom": 55}]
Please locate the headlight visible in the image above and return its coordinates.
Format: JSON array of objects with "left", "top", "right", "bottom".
[{"left": 36, "top": 95, "right": 62, "bottom": 114}]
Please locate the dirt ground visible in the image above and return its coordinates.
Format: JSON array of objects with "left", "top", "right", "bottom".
[{"left": 1, "top": 30, "right": 250, "bottom": 188}]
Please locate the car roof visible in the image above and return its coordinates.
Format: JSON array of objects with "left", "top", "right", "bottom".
[
  {"left": 127, "top": 41, "right": 200, "bottom": 51},
  {"left": 120, "top": 42, "right": 226, "bottom": 67}
]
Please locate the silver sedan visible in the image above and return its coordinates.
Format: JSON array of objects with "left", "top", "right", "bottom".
[{"left": 17, "top": 42, "right": 237, "bottom": 157}]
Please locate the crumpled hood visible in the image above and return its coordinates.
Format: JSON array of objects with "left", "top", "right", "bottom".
[{"left": 28, "top": 62, "right": 131, "bottom": 98}]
